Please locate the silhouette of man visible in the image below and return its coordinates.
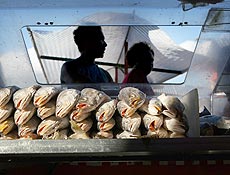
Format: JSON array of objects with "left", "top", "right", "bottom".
[{"left": 61, "top": 26, "right": 113, "bottom": 83}]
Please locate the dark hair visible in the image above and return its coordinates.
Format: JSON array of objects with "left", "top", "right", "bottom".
[
  {"left": 73, "top": 26, "right": 103, "bottom": 52},
  {"left": 126, "top": 42, "right": 154, "bottom": 67}
]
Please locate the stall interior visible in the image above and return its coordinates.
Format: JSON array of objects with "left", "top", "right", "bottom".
[{"left": 0, "top": 0, "right": 229, "bottom": 164}]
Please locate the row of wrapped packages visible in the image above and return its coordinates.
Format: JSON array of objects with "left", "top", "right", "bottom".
[{"left": 0, "top": 85, "right": 188, "bottom": 140}]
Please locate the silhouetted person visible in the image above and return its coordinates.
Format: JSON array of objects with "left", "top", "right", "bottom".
[
  {"left": 61, "top": 26, "right": 113, "bottom": 83},
  {"left": 122, "top": 42, "right": 154, "bottom": 83}
]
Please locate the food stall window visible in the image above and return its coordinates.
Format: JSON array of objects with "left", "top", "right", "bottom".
[{"left": 21, "top": 25, "right": 201, "bottom": 85}]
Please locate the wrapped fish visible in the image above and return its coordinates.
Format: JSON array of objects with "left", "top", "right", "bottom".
[
  {"left": 33, "top": 86, "right": 59, "bottom": 107},
  {"left": 0, "top": 86, "right": 18, "bottom": 107},
  {"left": 18, "top": 116, "right": 40, "bottom": 138},
  {"left": 117, "top": 100, "right": 136, "bottom": 118},
  {"left": 92, "top": 130, "right": 114, "bottom": 139},
  {"left": 157, "top": 93, "right": 185, "bottom": 118},
  {"left": 116, "top": 129, "right": 141, "bottom": 139},
  {"left": 43, "top": 129, "right": 68, "bottom": 140},
  {"left": 69, "top": 120, "right": 91, "bottom": 139},
  {"left": 0, "top": 117, "right": 16, "bottom": 135},
  {"left": 70, "top": 118, "right": 93, "bottom": 133},
  {"left": 146, "top": 127, "right": 169, "bottom": 138},
  {"left": 142, "top": 130, "right": 158, "bottom": 138},
  {"left": 142, "top": 114, "right": 164, "bottom": 131},
  {"left": 116, "top": 113, "right": 141, "bottom": 133},
  {"left": 118, "top": 87, "right": 146, "bottom": 109},
  {"left": 37, "top": 115, "right": 69, "bottom": 137},
  {"left": 69, "top": 132, "right": 91, "bottom": 139},
  {"left": 70, "top": 108, "right": 91, "bottom": 122},
  {"left": 156, "top": 127, "right": 170, "bottom": 138},
  {"left": 97, "top": 118, "right": 115, "bottom": 132},
  {"left": 96, "top": 99, "right": 117, "bottom": 122},
  {"left": 13, "top": 85, "right": 40, "bottom": 110},
  {"left": 76, "top": 88, "right": 110, "bottom": 113},
  {"left": 56, "top": 89, "right": 80, "bottom": 118},
  {"left": 0, "top": 102, "right": 14, "bottom": 123},
  {"left": 163, "top": 117, "right": 186, "bottom": 134},
  {"left": 148, "top": 98, "right": 163, "bottom": 115},
  {"left": 14, "top": 102, "right": 36, "bottom": 126},
  {"left": 37, "top": 99, "right": 56, "bottom": 120}
]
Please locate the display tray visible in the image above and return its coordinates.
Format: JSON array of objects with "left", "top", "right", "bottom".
[{"left": 0, "top": 137, "right": 230, "bottom": 162}]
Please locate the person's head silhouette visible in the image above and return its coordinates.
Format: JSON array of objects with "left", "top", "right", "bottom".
[
  {"left": 60, "top": 26, "right": 113, "bottom": 84},
  {"left": 126, "top": 42, "right": 154, "bottom": 76},
  {"left": 73, "top": 26, "right": 107, "bottom": 60},
  {"left": 122, "top": 42, "right": 155, "bottom": 95}
]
